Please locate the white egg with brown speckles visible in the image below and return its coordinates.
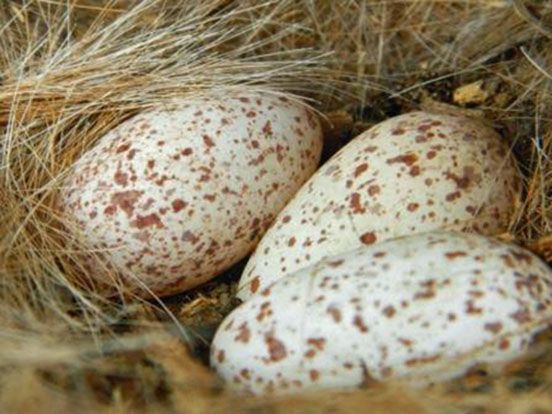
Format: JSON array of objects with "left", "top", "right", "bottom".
[
  {"left": 212, "top": 231, "right": 552, "bottom": 395},
  {"left": 60, "top": 92, "right": 323, "bottom": 297},
  {"left": 239, "top": 111, "right": 521, "bottom": 300}
]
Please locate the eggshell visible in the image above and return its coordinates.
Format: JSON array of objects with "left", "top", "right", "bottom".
[
  {"left": 238, "top": 111, "right": 521, "bottom": 300},
  {"left": 211, "top": 231, "right": 552, "bottom": 395},
  {"left": 60, "top": 92, "right": 323, "bottom": 296}
]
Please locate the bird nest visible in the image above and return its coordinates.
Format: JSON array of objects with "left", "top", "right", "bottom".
[{"left": 0, "top": 1, "right": 551, "bottom": 412}]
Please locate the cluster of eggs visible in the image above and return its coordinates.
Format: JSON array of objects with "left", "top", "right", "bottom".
[{"left": 60, "top": 91, "right": 552, "bottom": 395}]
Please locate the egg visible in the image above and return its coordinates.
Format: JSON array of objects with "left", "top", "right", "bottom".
[
  {"left": 211, "top": 231, "right": 552, "bottom": 395},
  {"left": 238, "top": 111, "right": 521, "bottom": 300},
  {"left": 60, "top": 92, "right": 323, "bottom": 296}
]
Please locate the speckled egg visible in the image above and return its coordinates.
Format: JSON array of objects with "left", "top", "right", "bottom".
[
  {"left": 238, "top": 111, "right": 521, "bottom": 300},
  {"left": 60, "top": 92, "right": 323, "bottom": 296},
  {"left": 212, "top": 231, "right": 552, "bottom": 395}
]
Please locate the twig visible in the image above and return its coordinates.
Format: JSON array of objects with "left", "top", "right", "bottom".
[
  {"left": 520, "top": 46, "right": 552, "bottom": 80},
  {"left": 513, "top": 0, "right": 552, "bottom": 39}
]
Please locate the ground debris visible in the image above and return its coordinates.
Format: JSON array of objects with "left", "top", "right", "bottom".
[{"left": 453, "top": 80, "right": 489, "bottom": 105}]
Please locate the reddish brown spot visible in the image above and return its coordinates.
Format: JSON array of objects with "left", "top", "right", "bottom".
[
  {"left": 407, "top": 203, "right": 419, "bottom": 212},
  {"left": 235, "top": 323, "right": 250, "bottom": 343},
  {"left": 398, "top": 338, "right": 413, "bottom": 347},
  {"left": 282, "top": 215, "right": 291, "bottom": 224},
  {"left": 465, "top": 300, "right": 483, "bottom": 315},
  {"left": 511, "top": 251, "right": 533, "bottom": 264},
  {"left": 171, "top": 199, "right": 187, "bottom": 213},
  {"left": 391, "top": 128, "right": 406, "bottom": 135},
  {"left": 155, "top": 175, "right": 169, "bottom": 186},
  {"left": 445, "top": 166, "right": 476, "bottom": 189},
  {"left": 251, "top": 140, "right": 260, "bottom": 149},
  {"left": 104, "top": 205, "right": 116, "bottom": 216},
  {"left": 417, "top": 124, "right": 432, "bottom": 132},
  {"left": 265, "top": 334, "right": 287, "bottom": 362},
  {"left": 181, "top": 148, "right": 193, "bottom": 156},
  {"left": 408, "top": 164, "right": 421, "bottom": 176},
  {"left": 181, "top": 230, "right": 199, "bottom": 244},
  {"left": 349, "top": 193, "right": 365, "bottom": 214},
  {"left": 360, "top": 232, "right": 377, "bottom": 245},
  {"left": 114, "top": 170, "right": 129, "bottom": 186},
  {"left": 501, "top": 254, "right": 515, "bottom": 268},
  {"left": 203, "top": 194, "right": 216, "bottom": 202},
  {"left": 446, "top": 191, "right": 462, "bottom": 202},
  {"left": 426, "top": 150, "right": 437, "bottom": 159},
  {"left": 405, "top": 354, "right": 440, "bottom": 367},
  {"left": 133, "top": 231, "right": 150, "bottom": 243},
  {"left": 386, "top": 153, "right": 418, "bottom": 166},
  {"left": 248, "top": 153, "right": 265, "bottom": 166},
  {"left": 499, "top": 339, "right": 510, "bottom": 350},
  {"left": 468, "top": 290, "right": 484, "bottom": 298},
  {"left": 147, "top": 159, "right": 155, "bottom": 169},
  {"left": 250, "top": 276, "right": 260, "bottom": 294},
  {"left": 510, "top": 309, "right": 531, "bottom": 324},
  {"left": 307, "top": 338, "right": 326, "bottom": 350},
  {"left": 240, "top": 369, "right": 250, "bottom": 380},
  {"left": 309, "top": 370, "right": 320, "bottom": 381},
  {"left": 256, "top": 302, "right": 273, "bottom": 322},
  {"left": 353, "top": 315, "right": 369, "bottom": 333},
  {"left": 327, "top": 306, "right": 342, "bottom": 322},
  {"left": 367, "top": 185, "right": 380, "bottom": 196},
  {"left": 288, "top": 237, "right": 296, "bottom": 247},
  {"left": 445, "top": 251, "right": 467, "bottom": 259},
  {"left": 327, "top": 259, "right": 344, "bottom": 267},
  {"left": 111, "top": 190, "right": 142, "bottom": 217},
  {"left": 354, "top": 163, "right": 369, "bottom": 178},
  {"left": 203, "top": 135, "right": 215, "bottom": 148},
  {"left": 414, "top": 280, "right": 436, "bottom": 300},
  {"left": 304, "top": 350, "right": 316, "bottom": 359},
  {"left": 132, "top": 213, "right": 164, "bottom": 229},
  {"left": 262, "top": 121, "right": 273, "bottom": 135},
  {"left": 382, "top": 305, "right": 396, "bottom": 318},
  {"left": 484, "top": 322, "right": 503, "bottom": 334},
  {"left": 116, "top": 143, "right": 131, "bottom": 153},
  {"left": 217, "top": 350, "right": 225, "bottom": 363}
]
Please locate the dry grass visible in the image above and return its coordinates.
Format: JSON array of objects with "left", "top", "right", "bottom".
[{"left": 0, "top": 0, "right": 551, "bottom": 413}]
